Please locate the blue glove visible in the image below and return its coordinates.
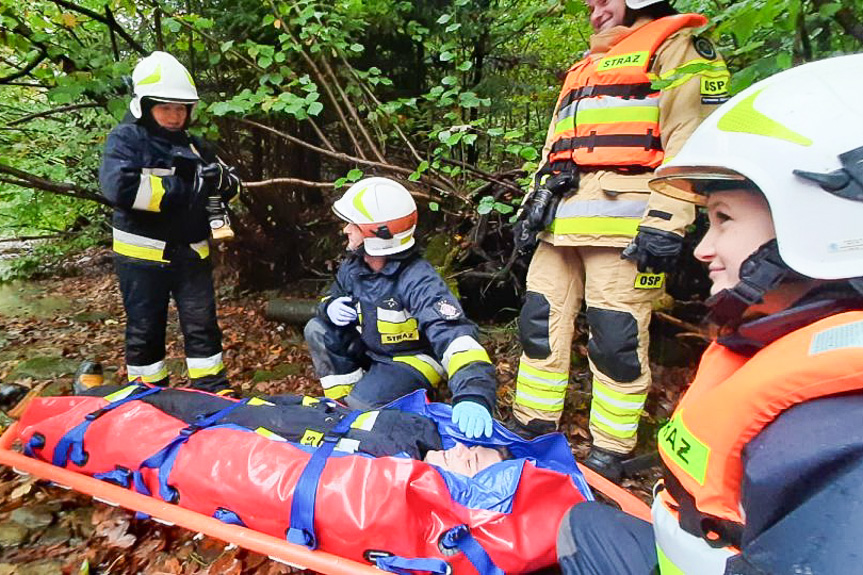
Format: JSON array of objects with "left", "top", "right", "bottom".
[
  {"left": 326, "top": 296, "right": 358, "bottom": 326},
  {"left": 452, "top": 401, "right": 493, "bottom": 439}
]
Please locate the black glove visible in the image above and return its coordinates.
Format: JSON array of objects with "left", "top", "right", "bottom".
[
  {"left": 621, "top": 227, "right": 684, "bottom": 273},
  {"left": 200, "top": 162, "right": 240, "bottom": 201},
  {"left": 513, "top": 172, "right": 576, "bottom": 256}
]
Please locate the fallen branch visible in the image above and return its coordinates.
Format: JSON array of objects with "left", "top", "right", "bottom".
[{"left": 7, "top": 103, "right": 101, "bottom": 127}]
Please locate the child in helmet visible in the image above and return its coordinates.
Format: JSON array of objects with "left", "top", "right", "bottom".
[
  {"left": 556, "top": 55, "right": 863, "bottom": 574},
  {"left": 99, "top": 51, "right": 240, "bottom": 393},
  {"left": 304, "top": 177, "right": 498, "bottom": 439}
]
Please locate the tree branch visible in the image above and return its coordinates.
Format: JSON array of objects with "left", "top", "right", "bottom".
[
  {"left": 50, "top": 0, "right": 146, "bottom": 54},
  {"left": 0, "top": 50, "right": 46, "bottom": 84},
  {"left": 243, "top": 177, "right": 335, "bottom": 189},
  {"left": 0, "top": 163, "right": 108, "bottom": 206},
  {"left": 6, "top": 103, "right": 101, "bottom": 127}
]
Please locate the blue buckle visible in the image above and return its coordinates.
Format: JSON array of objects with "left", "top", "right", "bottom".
[{"left": 286, "top": 526, "right": 316, "bottom": 548}]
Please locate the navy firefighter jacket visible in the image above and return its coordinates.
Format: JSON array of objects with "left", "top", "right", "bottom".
[
  {"left": 319, "top": 251, "right": 497, "bottom": 411},
  {"left": 99, "top": 117, "right": 223, "bottom": 262}
]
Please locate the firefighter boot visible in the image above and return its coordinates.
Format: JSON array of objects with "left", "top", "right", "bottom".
[
  {"left": 504, "top": 415, "right": 558, "bottom": 440},
  {"left": 73, "top": 360, "right": 104, "bottom": 395},
  {"left": 582, "top": 446, "right": 628, "bottom": 483}
]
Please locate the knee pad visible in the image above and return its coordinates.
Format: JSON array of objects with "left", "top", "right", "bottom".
[
  {"left": 585, "top": 308, "right": 640, "bottom": 383},
  {"left": 518, "top": 291, "right": 552, "bottom": 359}
]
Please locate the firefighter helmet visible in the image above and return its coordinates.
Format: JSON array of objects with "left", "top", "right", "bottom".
[
  {"left": 333, "top": 177, "right": 418, "bottom": 256},
  {"left": 129, "top": 51, "right": 198, "bottom": 119}
]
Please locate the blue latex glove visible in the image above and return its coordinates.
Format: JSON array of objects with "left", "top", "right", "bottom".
[
  {"left": 452, "top": 401, "right": 493, "bottom": 439},
  {"left": 326, "top": 296, "right": 358, "bottom": 326}
]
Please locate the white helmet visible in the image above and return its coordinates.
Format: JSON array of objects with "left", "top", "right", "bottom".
[
  {"left": 130, "top": 51, "right": 198, "bottom": 118},
  {"left": 333, "top": 177, "right": 418, "bottom": 256},
  {"left": 625, "top": 0, "right": 668, "bottom": 8},
  {"left": 650, "top": 54, "right": 863, "bottom": 281}
]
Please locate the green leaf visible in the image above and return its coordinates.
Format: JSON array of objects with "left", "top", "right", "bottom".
[
  {"left": 445, "top": 132, "right": 463, "bottom": 146},
  {"left": 308, "top": 101, "right": 323, "bottom": 116},
  {"left": 487, "top": 127, "right": 504, "bottom": 137},
  {"left": 519, "top": 147, "right": 539, "bottom": 161},
  {"left": 494, "top": 202, "right": 514, "bottom": 215},
  {"left": 164, "top": 18, "right": 181, "bottom": 33},
  {"left": 456, "top": 61, "right": 472, "bottom": 71},
  {"left": 440, "top": 51, "right": 455, "bottom": 62},
  {"left": 437, "top": 14, "right": 452, "bottom": 24},
  {"left": 334, "top": 177, "right": 348, "bottom": 188},
  {"left": 429, "top": 202, "right": 440, "bottom": 212},
  {"left": 477, "top": 195, "right": 495, "bottom": 215},
  {"left": 350, "top": 43, "right": 364, "bottom": 52},
  {"left": 445, "top": 23, "right": 462, "bottom": 33},
  {"left": 441, "top": 75, "right": 457, "bottom": 86},
  {"left": 458, "top": 92, "right": 481, "bottom": 108},
  {"left": 220, "top": 40, "right": 234, "bottom": 53},
  {"left": 346, "top": 169, "right": 364, "bottom": 182}
]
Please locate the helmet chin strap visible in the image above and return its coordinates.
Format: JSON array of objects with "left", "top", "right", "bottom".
[{"left": 705, "top": 240, "right": 794, "bottom": 327}]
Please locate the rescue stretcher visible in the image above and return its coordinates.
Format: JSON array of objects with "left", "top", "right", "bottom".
[{"left": 0, "top": 388, "right": 651, "bottom": 574}]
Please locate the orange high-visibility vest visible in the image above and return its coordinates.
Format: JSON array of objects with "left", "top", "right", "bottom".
[
  {"left": 547, "top": 14, "right": 706, "bottom": 170},
  {"left": 654, "top": 311, "right": 863, "bottom": 573}
]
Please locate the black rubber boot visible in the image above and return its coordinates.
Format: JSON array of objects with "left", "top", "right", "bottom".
[
  {"left": 0, "top": 383, "right": 29, "bottom": 411},
  {"left": 582, "top": 446, "right": 629, "bottom": 483},
  {"left": 504, "top": 416, "right": 558, "bottom": 440},
  {"left": 73, "top": 360, "right": 104, "bottom": 395}
]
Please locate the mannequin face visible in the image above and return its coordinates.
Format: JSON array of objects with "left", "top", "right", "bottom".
[
  {"left": 586, "top": 0, "right": 628, "bottom": 32},
  {"left": 423, "top": 442, "right": 505, "bottom": 477},
  {"left": 150, "top": 103, "right": 188, "bottom": 131},
  {"left": 343, "top": 222, "right": 365, "bottom": 251},
  {"left": 694, "top": 190, "right": 777, "bottom": 296}
]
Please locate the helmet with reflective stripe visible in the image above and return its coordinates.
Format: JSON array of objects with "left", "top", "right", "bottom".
[
  {"left": 333, "top": 177, "right": 418, "bottom": 256},
  {"left": 130, "top": 51, "right": 199, "bottom": 118},
  {"left": 650, "top": 54, "right": 863, "bottom": 281}
]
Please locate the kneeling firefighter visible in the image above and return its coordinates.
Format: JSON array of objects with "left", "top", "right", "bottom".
[
  {"left": 99, "top": 51, "right": 240, "bottom": 392},
  {"left": 510, "top": 0, "right": 730, "bottom": 481}
]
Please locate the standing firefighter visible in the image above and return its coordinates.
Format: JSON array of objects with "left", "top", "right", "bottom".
[
  {"left": 304, "top": 177, "right": 498, "bottom": 439},
  {"left": 557, "top": 53, "right": 863, "bottom": 575},
  {"left": 510, "top": 0, "right": 729, "bottom": 481},
  {"left": 99, "top": 51, "right": 240, "bottom": 393}
]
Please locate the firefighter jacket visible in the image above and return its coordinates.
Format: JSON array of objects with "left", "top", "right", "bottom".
[
  {"left": 99, "top": 117, "right": 230, "bottom": 262},
  {"left": 652, "top": 305, "right": 863, "bottom": 574},
  {"left": 318, "top": 251, "right": 497, "bottom": 411},
  {"left": 83, "top": 385, "right": 443, "bottom": 460},
  {"left": 535, "top": 15, "right": 730, "bottom": 248}
]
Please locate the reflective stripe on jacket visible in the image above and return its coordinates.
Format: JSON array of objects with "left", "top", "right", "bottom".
[
  {"left": 320, "top": 252, "right": 497, "bottom": 410},
  {"left": 548, "top": 14, "right": 707, "bottom": 170},
  {"left": 99, "top": 120, "right": 214, "bottom": 262},
  {"left": 654, "top": 311, "right": 863, "bottom": 573}
]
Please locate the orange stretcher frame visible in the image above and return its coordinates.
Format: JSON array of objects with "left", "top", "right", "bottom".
[{"left": 0, "top": 422, "right": 652, "bottom": 573}]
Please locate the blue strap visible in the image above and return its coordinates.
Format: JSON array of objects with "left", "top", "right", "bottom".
[
  {"left": 52, "top": 386, "right": 161, "bottom": 468},
  {"left": 23, "top": 433, "right": 45, "bottom": 457},
  {"left": 94, "top": 466, "right": 133, "bottom": 488},
  {"left": 286, "top": 410, "right": 362, "bottom": 549},
  {"left": 213, "top": 508, "right": 247, "bottom": 527},
  {"left": 440, "top": 525, "right": 504, "bottom": 575},
  {"left": 132, "top": 398, "right": 250, "bottom": 502},
  {"left": 375, "top": 555, "right": 451, "bottom": 575}
]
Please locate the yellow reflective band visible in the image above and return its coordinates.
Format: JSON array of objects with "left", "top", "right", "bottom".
[
  {"left": 592, "top": 379, "right": 648, "bottom": 405},
  {"left": 717, "top": 88, "right": 812, "bottom": 146},
  {"left": 591, "top": 399, "right": 643, "bottom": 425},
  {"left": 255, "top": 427, "right": 287, "bottom": 442},
  {"left": 597, "top": 51, "right": 649, "bottom": 71},
  {"left": 188, "top": 361, "right": 225, "bottom": 379},
  {"left": 446, "top": 348, "right": 491, "bottom": 378},
  {"left": 104, "top": 385, "right": 142, "bottom": 403},
  {"left": 514, "top": 390, "right": 565, "bottom": 413},
  {"left": 394, "top": 356, "right": 443, "bottom": 386},
  {"left": 377, "top": 317, "right": 419, "bottom": 334},
  {"left": 301, "top": 396, "right": 320, "bottom": 406},
  {"left": 300, "top": 429, "right": 324, "bottom": 446},
  {"left": 148, "top": 175, "right": 165, "bottom": 211},
  {"left": 634, "top": 272, "right": 665, "bottom": 289},
  {"left": 113, "top": 238, "right": 168, "bottom": 262},
  {"left": 658, "top": 411, "right": 711, "bottom": 485},
  {"left": 128, "top": 366, "right": 168, "bottom": 384},
  {"left": 554, "top": 106, "right": 660, "bottom": 135},
  {"left": 137, "top": 64, "right": 162, "bottom": 85},
  {"left": 518, "top": 363, "right": 568, "bottom": 383},
  {"left": 190, "top": 241, "right": 210, "bottom": 259},
  {"left": 656, "top": 543, "right": 685, "bottom": 575},
  {"left": 549, "top": 216, "right": 640, "bottom": 236},
  {"left": 350, "top": 411, "right": 378, "bottom": 431},
  {"left": 247, "top": 397, "right": 275, "bottom": 407},
  {"left": 184, "top": 70, "right": 196, "bottom": 89},
  {"left": 517, "top": 373, "right": 568, "bottom": 395},
  {"left": 352, "top": 186, "right": 373, "bottom": 221},
  {"left": 652, "top": 59, "right": 729, "bottom": 90},
  {"left": 323, "top": 383, "right": 353, "bottom": 399},
  {"left": 590, "top": 412, "right": 638, "bottom": 439}
]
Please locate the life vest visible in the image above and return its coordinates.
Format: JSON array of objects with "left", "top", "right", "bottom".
[
  {"left": 653, "top": 311, "right": 863, "bottom": 574},
  {"left": 547, "top": 14, "right": 707, "bottom": 172},
  {"left": 16, "top": 388, "right": 590, "bottom": 574}
]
